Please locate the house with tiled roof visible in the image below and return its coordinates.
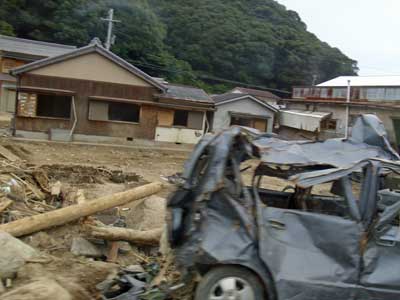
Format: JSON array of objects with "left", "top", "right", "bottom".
[
  {"left": 10, "top": 39, "right": 213, "bottom": 144},
  {"left": 0, "top": 35, "right": 76, "bottom": 113}
]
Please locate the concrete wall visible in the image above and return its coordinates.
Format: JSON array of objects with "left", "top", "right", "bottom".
[
  {"left": 286, "top": 102, "right": 400, "bottom": 144},
  {"left": 213, "top": 98, "right": 275, "bottom": 133},
  {"left": 30, "top": 53, "right": 151, "bottom": 87}
]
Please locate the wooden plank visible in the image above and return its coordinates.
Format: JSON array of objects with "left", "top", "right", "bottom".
[
  {"left": 254, "top": 119, "right": 267, "bottom": 132},
  {"left": 0, "top": 145, "right": 20, "bottom": 162},
  {"left": 0, "top": 182, "right": 163, "bottom": 237},
  {"left": 17, "top": 92, "right": 37, "bottom": 117},
  {"left": 157, "top": 108, "right": 174, "bottom": 126}
]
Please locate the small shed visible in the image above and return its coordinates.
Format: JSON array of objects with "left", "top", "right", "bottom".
[{"left": 212, "top": 93, "right": 278, "bottom": 133}]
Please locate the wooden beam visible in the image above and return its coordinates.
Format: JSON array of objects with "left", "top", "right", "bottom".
[{"left": 0, "top": 182, "right": 163, "bottom": 237}]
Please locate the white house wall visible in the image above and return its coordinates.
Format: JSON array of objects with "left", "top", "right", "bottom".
[
  {"left": 213, "top": 98, "right": 275, "bottom": 133},
  {"left": 155, "top": 127, "right": 204, "bottom": 144}
]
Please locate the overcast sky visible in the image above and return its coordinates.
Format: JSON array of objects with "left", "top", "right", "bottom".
[{"left": 276, "top": 0, "right": 400, "bottom": 76}]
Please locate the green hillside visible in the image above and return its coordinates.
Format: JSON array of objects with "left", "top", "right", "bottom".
[{"left": 0, "top": 0, "right": 358, "bottom": 92}]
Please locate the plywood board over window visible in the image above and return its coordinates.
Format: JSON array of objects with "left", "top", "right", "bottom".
[
  {"left": 157, "top": 108, "right": 174, "bottom": 126},
  {"left": 254, "top": 119, "right": 267, "bottom": 132},
  {"left": 89, "top": 101, "right": 109, "bottom": 121},
  {"left": 187, "top": 111, "right": 204, "bottom": 130},
  {"left": 17, "top": 92, "right": 37, "bottom": 117}
]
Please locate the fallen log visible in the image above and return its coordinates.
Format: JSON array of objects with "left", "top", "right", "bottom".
[
  {"left": 88, "top": 226, "right": 163, "bottom": 246},
  {"left": 0, "top": 182, "right": 163, "bottom": 237}
]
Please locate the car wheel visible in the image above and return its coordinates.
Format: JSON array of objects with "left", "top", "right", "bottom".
[{"left": 194, "top": 266, "right": 265, "bottom": 300}]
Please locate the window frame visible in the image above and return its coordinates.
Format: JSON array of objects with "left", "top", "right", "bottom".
[
  {"left": 88, "top": 100, "right": 141, "bottom": 125},
  {"left": 173, "top": 109, "right": 189, "bottom": 128},
  {"left": 35, "top": 93, "right": 72, "bottom": 120}
]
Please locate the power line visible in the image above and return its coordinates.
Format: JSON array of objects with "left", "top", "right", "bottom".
[
  {"left": 123, "top": 57, "right": 291, "bottom": 94},
  {"left": 113, "top": 28, "right": 291, "bottom": 93}
]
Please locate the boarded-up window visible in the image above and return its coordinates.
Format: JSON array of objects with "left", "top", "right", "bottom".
[
  {"left": 254, "top": 119, "right": 267, "bottom": 132},
  {"left": 36, "top": 94, "right": 71, "bottom": 119},
  {"left": 88, "top": 101, "right": 140, "bottom": 123},
  {"left": 187, "top": 111, "right": 203, "bottom": 129},
  {"left": 17, "top": 92, "right": 37, "bottom": 117},
  {"left": 89, "top": 101, "right": 109, "bottom": 121},
  {"left": 173, "top": 110, "right": 189, "bottom": 127},
  {"left": 157, "top": 109, "right": 174, "bottom": 126}
]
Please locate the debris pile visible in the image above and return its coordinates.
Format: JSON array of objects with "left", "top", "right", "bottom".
[{"left": 0, "top": 143, "right": 189, "bottom": 300}]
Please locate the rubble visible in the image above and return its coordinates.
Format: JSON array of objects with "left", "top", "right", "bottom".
[
  {"left": 0, "top": 231, "right": 38, "bottom": 279},
  {"left": 70, "top": 237, "right": 103, "bottom": 258},
  {"left": 0, "top": 141, "right": 189, "bottom": 299},
  {"left": 0, "top": 182, "right": 163, "bottom": 237},
  {"left": 1, "top": 278, "right": 73, "bottom": 300},
  {"left": 128, "top": 195, "right": 166, "bottom": 231}
]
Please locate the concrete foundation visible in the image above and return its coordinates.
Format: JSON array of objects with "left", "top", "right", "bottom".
[{"left": 14, "top": 130, "right": 194, "bottom": 150}]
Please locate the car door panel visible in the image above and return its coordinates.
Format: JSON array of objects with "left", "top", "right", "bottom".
[
  {"left": 361, "top": 225, "right": 400, "bottom": 299},
  {"left": 259, "top": 207, "right": 363, "bottom": 300}
]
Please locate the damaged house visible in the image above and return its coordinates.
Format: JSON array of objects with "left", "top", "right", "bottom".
[
  {"left": 0, "top": 35, "right": 76, "bottom": 113},
  {"left": 9, "top": 39, "right": 213, "bottom": 144},
  {"left": 282, "top": 76, "right": 400, "bottom": 148}
]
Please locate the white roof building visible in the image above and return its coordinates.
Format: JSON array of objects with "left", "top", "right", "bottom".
[{"left": 317, "top": 76, "right": 400, "bottom": 87}]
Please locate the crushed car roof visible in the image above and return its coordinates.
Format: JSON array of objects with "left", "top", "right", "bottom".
[
  {"left": 253, "top": 114, "right": 399, "bottom": 168},
  {"left": 183, "top": 114, "right": 399, "bottom": 192}
]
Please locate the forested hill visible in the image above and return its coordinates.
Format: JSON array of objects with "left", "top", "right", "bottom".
[{"left": 0, "top": 0, "right": 358, "bottom": 92}]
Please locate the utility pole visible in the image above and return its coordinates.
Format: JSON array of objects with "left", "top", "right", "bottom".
[
  {"left": 345, "top": 80, "right": 351, "bottom": 139},
  {"left": 312, "top": 74, "right": 318, "bottom": 86},
  {"left": 101, "top": 9, "right": 121, "bottom": 50}
]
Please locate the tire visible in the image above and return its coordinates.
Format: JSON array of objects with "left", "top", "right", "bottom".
[{"left": 194, "top": 266, "right": 266, "bottom": 300}]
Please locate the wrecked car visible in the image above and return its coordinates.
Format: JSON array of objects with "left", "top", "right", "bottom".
[{"left": 167, "top": 114, "right": 400, "bottom": 300}]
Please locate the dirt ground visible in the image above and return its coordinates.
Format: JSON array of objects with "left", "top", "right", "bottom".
[
  {"left": 2, "top": 138, "right": 189, "bottom": 194},
  {"left": 0, "top": 134, "right": 341, "bottom": 300},
  {"left": 0, "top": 136, "right": 191, "bottom": 299}
]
